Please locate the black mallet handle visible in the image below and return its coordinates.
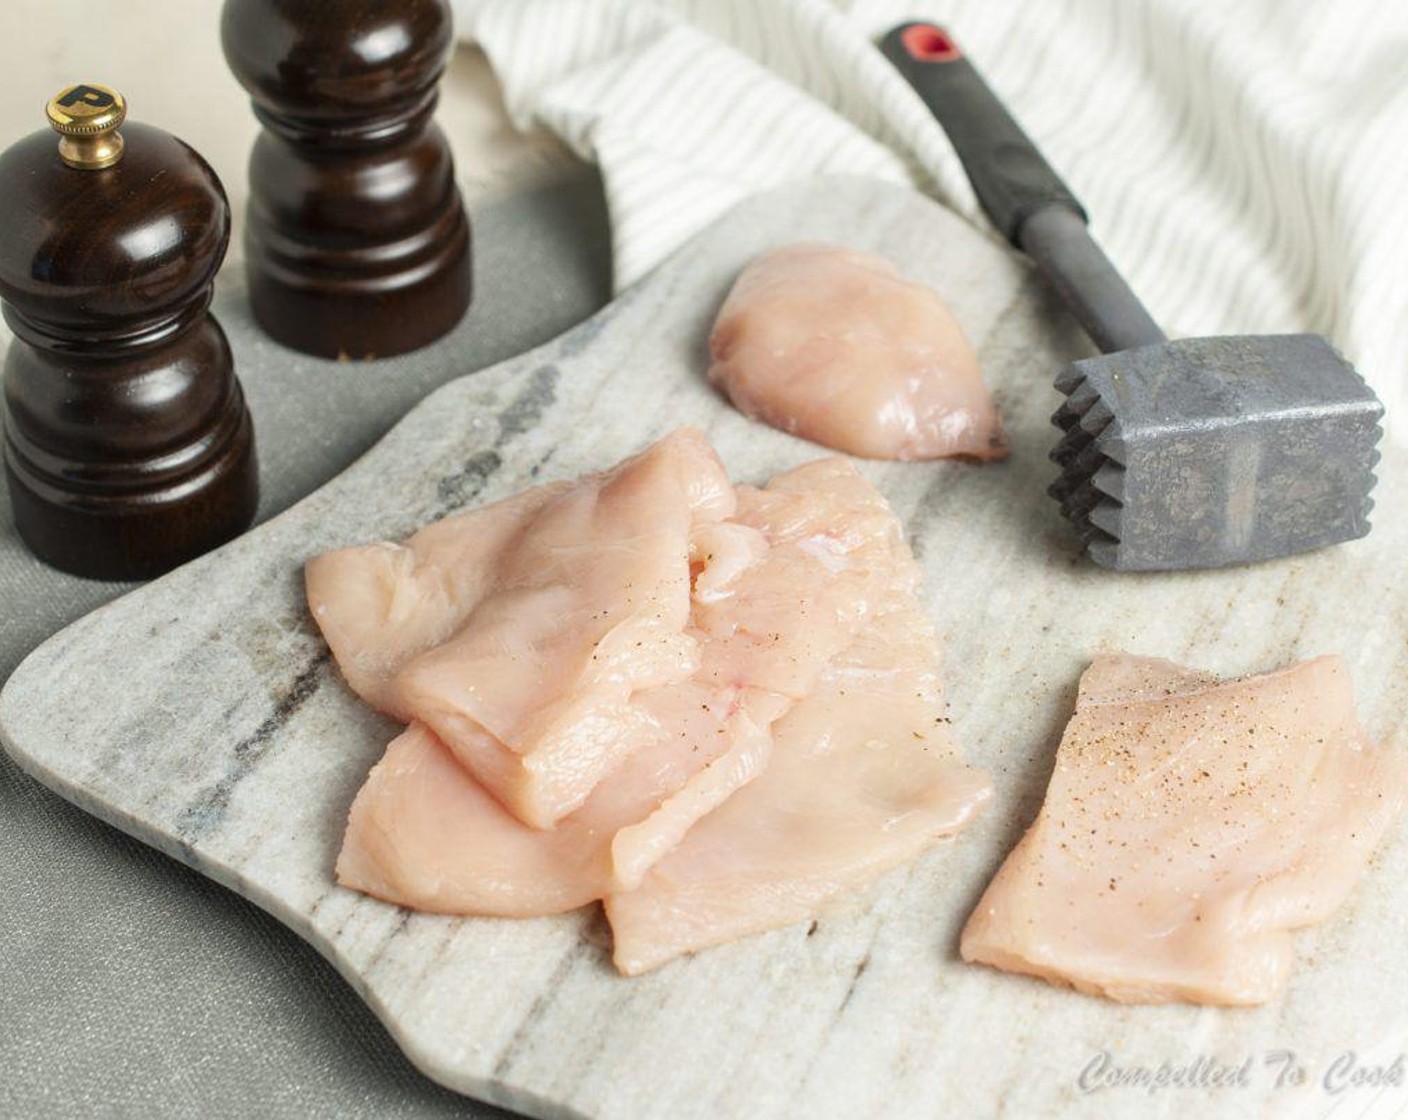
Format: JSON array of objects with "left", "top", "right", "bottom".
[{"left": 879, "top": 22, "right": 1167, "bottom": 354}]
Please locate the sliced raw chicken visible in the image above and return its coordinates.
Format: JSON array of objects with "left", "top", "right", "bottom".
[
  {"left": 605, "top": 565, "right": 994, "bottom": 975},
  {"left": 337, "top": 697, "right": 787, "bottom": 916},
  {"left": 308, "top": 429, "right": 733, "bottom": 828},
  {"left": 960, "top": 654, "right": 1408, "bottom": 1005},
  {"left": 612, "top": 457, "right": 910, "bottom": 889},
  {"left": 336, "top": 722, "right": 606, "bottom": 915},
  {"left": 708, "top": 243, "right": 1007, "bottom": 461},
  {"left": 693, "top": 457, "right": 903, "bottom": 699},
  {"left": 336, "top": 457, "right": 915, "bottom": 913},
  {"left": 302, "top": 481, "right": 567, "bottom": 717}
]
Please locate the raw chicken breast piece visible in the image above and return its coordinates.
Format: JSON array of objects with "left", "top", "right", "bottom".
[
  {"left": 336, "top": 722, "right": 605, "bottom": 915},
  {"left": 611, "top": 457, "right": 911, "bottom": 889},
  {"left": 308, "top": 429, "right": 734, "bottom": 828},
  {"left": 304, "top": 482, "right": 567, "bottom": 716},
  {"left": 708, "top": 243, "right": 1007, "bottom": 461},
  {"left": 337, "top": 695, "right": 789, "bottom": 917},
  {"left": 606, "top": 562, "right": 994, "bottom": 975},
  {"left": 960, "top": 654, "right": 1408, "bottom": 1005},
  {"left": 694, "top": 457, "right": 904, "bottom": 698},
  {"left": 337, "top": 458, "right": 916, "bottom": 914}
]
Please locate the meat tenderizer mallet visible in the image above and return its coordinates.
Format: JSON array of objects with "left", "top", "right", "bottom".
[{"left": 880, "top": 23, "right": 1384, "bottom": 571}]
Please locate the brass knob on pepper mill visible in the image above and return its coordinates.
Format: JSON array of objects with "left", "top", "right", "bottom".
[
  {"left": 45, "top": 82, "right": 126, "bottom": 169},
  {"left": 0, "top": 85, "right": 259, "bottom": 581}
]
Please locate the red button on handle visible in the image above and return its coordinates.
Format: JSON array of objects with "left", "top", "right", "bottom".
[{"left": 900, "top": 23, "right": 962, "bottom": 63}]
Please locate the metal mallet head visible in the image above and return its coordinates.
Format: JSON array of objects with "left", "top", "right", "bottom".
[{"left": 1049, "top": 334, "right": 1383, "bottom": 570}]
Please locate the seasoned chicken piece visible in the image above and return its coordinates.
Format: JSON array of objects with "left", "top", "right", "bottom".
[
  {"left": 308, "top": 429, "right": 733, "bottom": 828},
  {"left": 708, "top": 243, "right": 1007, "bottom": 461},
  {"left": 960, "top": 654, "right": 1408, "bottom": 1005},
  {"left": 605, "top": 564, "right": 993, "bottom": 975},
  {"left": 612, "top": 458, "right": 908, "bottom": 889},
  {"left": 336, "top": 457, "right": 912, "bottom": 913}
]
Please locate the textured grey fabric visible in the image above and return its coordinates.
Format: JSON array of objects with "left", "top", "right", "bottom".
[{"left": 0, "top": 170, "right": 611, "bottom": 1119}]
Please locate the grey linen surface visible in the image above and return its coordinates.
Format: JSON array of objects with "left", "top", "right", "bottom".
[{"left": 0, "top": 172, "right": 610, "bottom": 1120}]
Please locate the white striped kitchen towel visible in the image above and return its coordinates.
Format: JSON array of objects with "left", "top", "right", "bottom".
[{"left": 452, "top": 0, "right": 1408, "bottom": 424}]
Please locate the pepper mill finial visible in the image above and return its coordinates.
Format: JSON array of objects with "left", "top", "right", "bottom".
[
  {"left": 0, "top": 87, "right": 259, "bottom": 581},
  {"left": 46, "top": 83, "right": 127, "bottom": 169}
]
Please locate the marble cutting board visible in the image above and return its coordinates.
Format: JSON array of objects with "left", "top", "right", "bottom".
[{"left": 2, "top": 178, "right": 1406, "bottom": 1120}]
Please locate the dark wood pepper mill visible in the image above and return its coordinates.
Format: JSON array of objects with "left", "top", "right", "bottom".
[
  {"left": 221, "top": 0, "right": 474, "bottom": 360},
  {"left": 0, "top": 84, "right": 259, "bottom": 581}
]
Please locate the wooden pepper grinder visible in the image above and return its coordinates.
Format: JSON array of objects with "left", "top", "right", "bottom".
[
  {"left": 0, "top": 84, "right": 259, "bottom": 581},
  {"left": 222, "top": 0, "right": 473, "bottom": 360}
]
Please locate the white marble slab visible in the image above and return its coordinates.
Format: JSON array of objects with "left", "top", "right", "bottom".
[{"left": 2, "top": 178, "right": 1405, "bottom": 1120}]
